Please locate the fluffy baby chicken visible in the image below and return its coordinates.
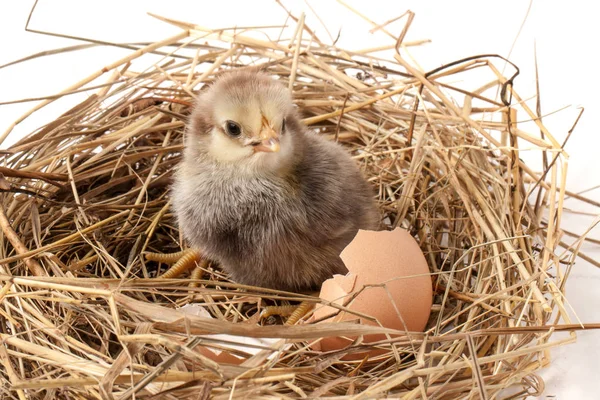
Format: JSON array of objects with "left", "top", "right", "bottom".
[{"left": 172, "top": 70, "right": 379, "bottom": 292}]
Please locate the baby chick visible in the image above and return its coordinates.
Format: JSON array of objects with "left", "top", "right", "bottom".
[{"left": 171, "top": 70, "right": 379, "bottom": 292}]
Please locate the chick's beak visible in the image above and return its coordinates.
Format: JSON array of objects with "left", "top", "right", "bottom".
[
  {"left": 254, "top": 137, "right": 280, "bottom": 153},
  {"left": 253, "top": 119, "right": 280, "bottom": 153}
]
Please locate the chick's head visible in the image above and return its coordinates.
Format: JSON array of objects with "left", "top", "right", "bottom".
[{"left": 188, "top": 70, "right": 298, "bottom": 173}]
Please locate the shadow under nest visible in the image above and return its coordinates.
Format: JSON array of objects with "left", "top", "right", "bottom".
[{"left": 0, "top": 25, "right": 570, "bottom": 400}]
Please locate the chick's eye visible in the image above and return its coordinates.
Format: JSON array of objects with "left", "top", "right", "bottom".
[
  {"left": 225, "top": 121, "right": 241, "bottom": 136},
  {"left": 281, "top": 118, "right": 286, "bottom": 134}
]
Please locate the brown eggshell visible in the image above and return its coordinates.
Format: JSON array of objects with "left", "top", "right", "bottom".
[
  {"left": 311, "top": 228, "right": 432, "bottom": 360},
  {"left": 197, "top": 346, "right": 246, "bottom": 365}
]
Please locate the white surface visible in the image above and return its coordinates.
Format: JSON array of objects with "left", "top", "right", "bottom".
[{"left": 1, "top": 1, "right": 598, "bottom": 398}]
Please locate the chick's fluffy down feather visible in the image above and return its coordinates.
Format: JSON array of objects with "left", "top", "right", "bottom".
[{"left": 172, "top": 71, "right": 379, "bottom": 291}]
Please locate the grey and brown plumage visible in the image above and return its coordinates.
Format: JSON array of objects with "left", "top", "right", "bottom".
[{"left": 171, "top": 70, "right": 379, "bottom": 292}]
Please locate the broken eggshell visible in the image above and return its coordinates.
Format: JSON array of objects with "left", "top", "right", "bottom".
[
  {"left": 310, "top": 228, "right": 432, "bottom": 360},
  {"left": 181, "top": 303, "right": 283, "bottom": 364}
]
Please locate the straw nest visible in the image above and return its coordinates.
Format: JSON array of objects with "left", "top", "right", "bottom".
[{"left": 0, "top": 10, "right": 588, "bottom": 400}]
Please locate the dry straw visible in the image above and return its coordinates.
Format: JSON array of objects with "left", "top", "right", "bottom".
[{"left": 0, "top": 5, "right": 598, "bottom": 400}]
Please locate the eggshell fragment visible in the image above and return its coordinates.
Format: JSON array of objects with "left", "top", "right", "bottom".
[
  {"left": 197, "top": 345, "right": 246, "bottom": 365},
  {"left": 311, "top": 228, "right": 432, "bottom": 360},
  {"left": 179, "top": 304, "right": 245, "bottom": 364}
]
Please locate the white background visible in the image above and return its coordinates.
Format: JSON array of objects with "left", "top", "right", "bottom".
[{"left": 1, "top": 1, "right": 598, "bottom": 398}]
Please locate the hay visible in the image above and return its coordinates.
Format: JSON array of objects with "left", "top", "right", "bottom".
[{"left": 0, "top": 8, "right": 597, "bottom": 400}]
